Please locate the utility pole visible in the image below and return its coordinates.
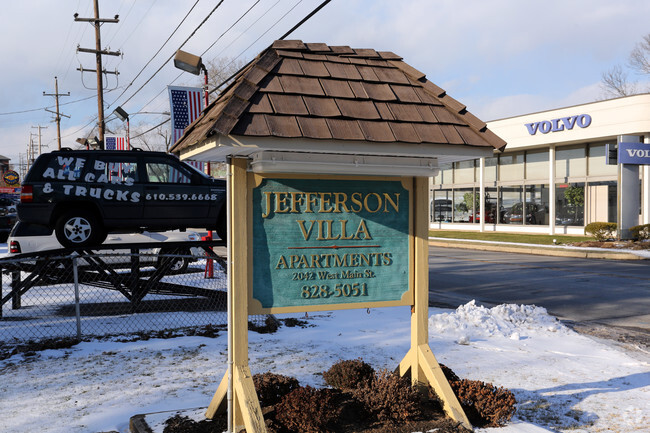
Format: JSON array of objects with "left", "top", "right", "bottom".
[
  {"left": 28, "top": 134, "right": 38, "bottom": 165},
  {"left": 75, "top": 0, "right": 120, "bottom": 148},
  {"left": 43, "top": 76, "right": 70, "bottom": 150},
  {"left": 30, "top": 126, "right": 47, "bottom": 158}
]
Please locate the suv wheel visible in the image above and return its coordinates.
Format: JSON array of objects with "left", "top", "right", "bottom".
[
  {"left": 157, "top": 248, "right": 189, "bottom": 273},
  {"left": 55, "top": 210, "right": 106, "bottom": 247}
]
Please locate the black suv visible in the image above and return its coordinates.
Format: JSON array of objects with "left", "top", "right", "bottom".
[{"left": 17, "top": 148, "right": 226, "bottom": 247}]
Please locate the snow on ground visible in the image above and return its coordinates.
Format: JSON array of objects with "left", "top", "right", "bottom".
[{"left": 0, "top": 300, "right": 648, "bottom": 433}]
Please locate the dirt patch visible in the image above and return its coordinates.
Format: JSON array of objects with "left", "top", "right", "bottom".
[
  {"left": 568, "top": 240, "right": 650, "bottom": 250},
  {"left": 565, "top": 321, "right": 650, "bottom": 354}
]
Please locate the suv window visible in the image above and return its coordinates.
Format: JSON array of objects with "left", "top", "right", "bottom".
[{"left": 146, "top": 160, "right": 192, "bottom": 184}]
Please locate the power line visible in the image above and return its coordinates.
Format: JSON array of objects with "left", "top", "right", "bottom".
[
  {"left": 201, "top": 0, "right": 262, "bottom": 56},
  {"left": 107, "top": 0, "right": 202, "bottom": 107},
  {"left": 209, "top": 0, "right": 281, "bottom": 60},
  {"left": 66, "top": 0, "right": 333, "bottom": 144},
  {"left": 133, "top": 0, "right": 274, "bottom": 115},
  {"left": 110, "top": 0, "right": 225, "bottom": 110},
  {"left": 209, "top": 0, "right": 331, "bottom": 96},
  {"left": 131, "top": 118, "right": 171, "bottom": 139}
]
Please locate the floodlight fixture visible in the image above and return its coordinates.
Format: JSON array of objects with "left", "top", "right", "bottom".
[
  {"left": 174, "top": 50, "right": 205, "bottom": 75},
  {"left": 114, "top": 106, "right": 129, "bottom": 121},
  {"left": 173, "top": 50, "right": 209, "bottom": 108}
]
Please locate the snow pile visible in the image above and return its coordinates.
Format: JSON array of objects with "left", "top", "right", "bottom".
[{"left": 429, "top": 300, "right": 567, "bottom": 342}]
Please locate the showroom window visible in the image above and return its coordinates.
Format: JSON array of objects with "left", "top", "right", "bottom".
[
  {"left": 434, "top": 163, "right": 453, "bottom": 185},
  {"left": 556, "top": 145, "right": 586, "bottom": 179},
  {"left": 454, "top": 160, "right": 475, "bottom": 184},
  {"left": 485, "top": 157, "right": 497, "bottom": 183},
  {"left": 432, "top": 189, "right": 452, "bottom": 222},
  {"left": 586, "top": 181, "right": 617, "bottom": 223},
  {"left": 525, "top": 150, "right": 549, "bottom": 180},
  {"left": 588, "top": 143, "right": 618, "bottom": 177},
  {"left": 499, "top": 153, "right": 524, "bottom": 182},
  {"left": 480, "top": 187, "right": 499, "bottom": 224},
  {"left": 524, "top": 184, "right": 550, "bottom": 225},
  {"left": 453, "top": 188, "right": 474, "bottom": 222},
  {"left": 556, "top": 183, "right": 585, "bottom": 226},
  {"left": 500, "top": 186, "right": 524, "bottom": 225}
]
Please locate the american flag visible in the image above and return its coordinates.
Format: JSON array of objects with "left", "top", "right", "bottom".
[
  {"left": 105, "top": 136, "right": 127, "bottom": 150},
  {"left": 168, "top": 86, "right": 204, "bottom": 145},
  {"left": 170, "top": 160, "right": 205, "bottom": 183},
  {"left": 186, "top": 160, "right": 205, "bottom": 172}
]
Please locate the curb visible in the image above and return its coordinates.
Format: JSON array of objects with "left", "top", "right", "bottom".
[{"left": 429, "top": 239, "right": 648, "bottom": 260}]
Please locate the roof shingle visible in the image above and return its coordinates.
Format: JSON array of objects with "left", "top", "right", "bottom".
[{"left": 171, "top": 40, "right": 507, "bottom": 154}]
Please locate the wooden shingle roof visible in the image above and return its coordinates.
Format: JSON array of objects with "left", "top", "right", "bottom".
[{"left": 170, "top": 40, "right": 506, "bottom": 155}]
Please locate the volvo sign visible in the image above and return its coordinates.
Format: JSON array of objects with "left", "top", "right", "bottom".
[
  {"left": 618, "top": 142, "right": 650, "bottom": 165},
  {"left": 525, "top": 114, "right": 592, "bottom": 135}
]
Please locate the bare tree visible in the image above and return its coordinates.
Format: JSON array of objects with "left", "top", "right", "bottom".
[
  {"left": 205, "top": 56, "right": 248, "bottom": 97},
  {"left": 629, "top": 33, "right": 650, "bottom": 74},
  {"left": 129, "top": 121, "right": 170, "bottom": 152},
  {"left": 600, "top": 33, "right": 650, "bottom": 98},
  {"left": 600, "top": 65, "right": 637, "bottom": 98}
]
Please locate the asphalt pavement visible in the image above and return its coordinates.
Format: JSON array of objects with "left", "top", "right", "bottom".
[{"left": 427, "top": 237, "right": 650, "bottom": 340}]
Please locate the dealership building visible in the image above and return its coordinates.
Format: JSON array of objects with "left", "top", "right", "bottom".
[{"left": 430, "top": 93, "right": 650, "bottom": 235}]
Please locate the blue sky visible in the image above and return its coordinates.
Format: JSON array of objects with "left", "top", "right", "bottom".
[{"left": 1, "top": 0, "right": 650, "bottom": 169}]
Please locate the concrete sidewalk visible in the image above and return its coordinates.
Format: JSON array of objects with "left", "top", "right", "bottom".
[{"left": 429, "top": 237, "right": 650, "bottom": 260}]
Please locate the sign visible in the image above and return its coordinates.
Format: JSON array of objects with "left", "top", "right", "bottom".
[
  {"left": 525, "top": 114, "right": 591, "bottom": 135},
  {"left": 3, "top": 170, "right": 19, "bottom": 186},
  {"left": 618, "top": 142, "right": 650, "bottom": 165},
  {"left": 251, "top": 177, "right": 411, "bottom": 311}
]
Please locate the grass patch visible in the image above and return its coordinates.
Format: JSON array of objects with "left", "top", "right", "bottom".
[{"left": 429, "top": 230, "right": 594, "bottom": 245}]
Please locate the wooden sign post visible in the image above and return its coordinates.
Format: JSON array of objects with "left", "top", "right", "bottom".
[{"left": 206, "top": 157, "right": 471, "bottom": 431}]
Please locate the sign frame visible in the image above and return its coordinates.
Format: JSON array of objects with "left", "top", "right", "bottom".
[
  {"left": 205, "top": 157, "right": 471, "bottom": 431},
  {"left": 247, "top": 172, "right": 415, "bottom": 315}
]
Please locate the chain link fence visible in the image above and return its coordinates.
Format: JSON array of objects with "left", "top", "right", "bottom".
[{"left": 0, "top": 245, "right": 264, "bottom": 343}]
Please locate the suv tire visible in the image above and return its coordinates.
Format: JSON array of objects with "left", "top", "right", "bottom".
[
  {"left": 55, "top": 210, "right": 106, "bottom": 247},
  {"left": 156, "top": 248, "right": 189, "bottom": 273}
]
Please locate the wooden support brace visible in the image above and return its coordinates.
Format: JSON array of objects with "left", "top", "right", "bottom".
[
  {"left": 397, "top": 344, "right": 471, "bottom": 430},
  {"left": 233, "top": 365, "right": 266, "bottom": 432},
  {"left": 205, "top": 372, "right": 228, "bottom": 419}
]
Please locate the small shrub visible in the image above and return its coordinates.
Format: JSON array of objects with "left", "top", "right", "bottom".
[
  {"left": 354, "top": 369, "right": 422, "bottom": 425},
  {"left": 584, "top": 222, "right": 617, "bottom": 241},
  {"left": 450, "top": 379, "right": 516, "bottom": 427},
  {"left": 439, "top": 363, "right": 460, "bottom": 382},
  {"left": 253, "top": 372, "right": 300, "bottom": 406},
  {"left": 630, "top": 224, "right": 650, "bottom": 240},
  {"left": 249, "top": 315, "right": 281, "bottom": 334},
  {"left": 323, "top": 358, "right": 375, "bottom": 389},
  {"left": 275, "top": 386, "right": 340, "bottom": 433}
]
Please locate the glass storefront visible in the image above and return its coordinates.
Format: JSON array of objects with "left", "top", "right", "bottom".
[
  {"left": 499, "top": 153, "right": 524, "bottom": 182},
  {"left": 555, "top": 183, "right": 585, "bottom": 226},
  {"left": 524, "top": 184, "right": 550, "bottom": 225},
  {"left": 586, "top": 181, "right": 617, "bottom": 223},
  {"left": 500, "top": 186, "right": 524, "bottom": 224},
  {"left": 432, "top": 190, "right": 452, "bottom": 222},
  {"left": 430, "top": 142, "right": 619, "bottom": 228},
  {"left": 453, "top": 188, "right": 474, "bottom": 222},
  {"left": 555, "top": 145, "right": 586, "bottom": 179}
]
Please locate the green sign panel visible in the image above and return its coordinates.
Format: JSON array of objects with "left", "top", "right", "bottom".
[{"left": 252, "top": 178, "right": 410, "bottom": 309}]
